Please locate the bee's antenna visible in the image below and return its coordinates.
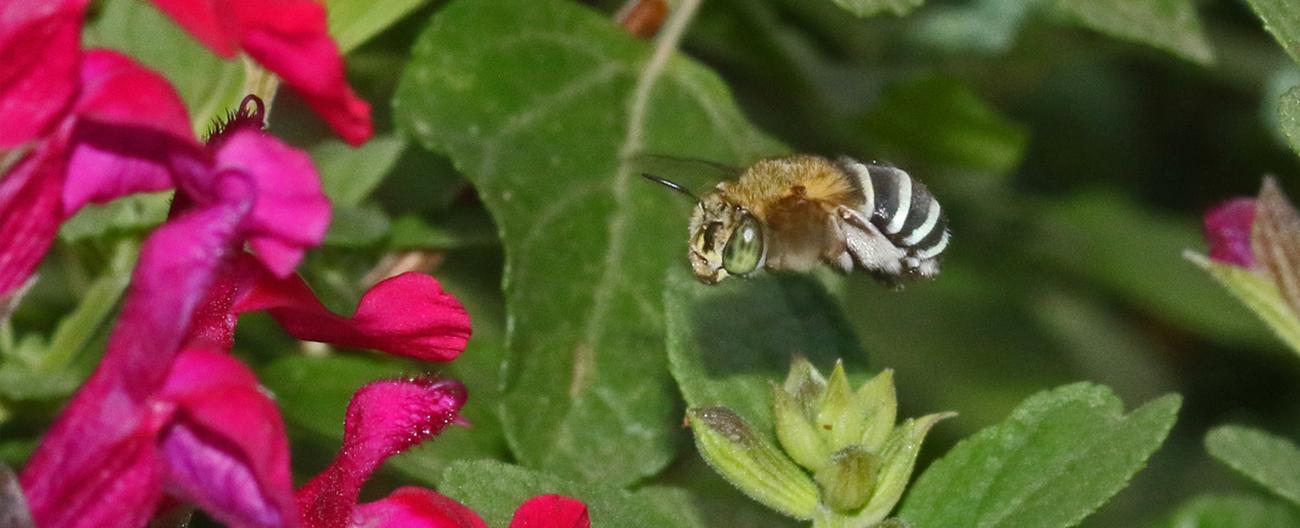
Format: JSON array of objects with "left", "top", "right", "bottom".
[{"left": 641, "top": 173, "right": 699, "bottom": 202}]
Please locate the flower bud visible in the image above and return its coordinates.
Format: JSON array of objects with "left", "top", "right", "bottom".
[
  {"left": 814, "top": 445, "right": 881, "bottom": 512},
  {"left": 773, "top": 382, "right": 830, "bottom": 471},
  {"left": 686, "top": 407, "right": 819, "bottom": 520}
]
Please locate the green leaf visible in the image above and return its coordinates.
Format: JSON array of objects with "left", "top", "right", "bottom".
[
  {"left": 1206, "top": 426, "right": 1300, "bottom": 507},
  {"left": 322, "top": 205, "right": 391, "bottom": 248},
  {"left": 831, "top": 0, "right": 924, "bottom": 18},
  {"left": 1159, "top": 494, "right": 1300, "bottom": 528},
  {"left": 0, "top": 244, "right": 134, "bottom": 400},
  {"left": 1053, "top": 0, "right": 1213, "bottom": 65},
  {"left": 909, "top": 0, "right": 1042, "bottom": 55},
  {"left": 326, "top": 0, "right": 431, "bottom": 54},
  {"left": 1242, "top": 0, "right": 1300, "bottom": 68},
  {"left": 898, "top": 383, "right": 1181, "bottom": 528},
  {"left": 1036, "top": 193, "right": 1269, "bottom": 347},
  {"left": 439, "top": 460, "right": 699, "bottom": 528},
  {"left": 863, "top": 75, "right": 1028, "bottom": 174},
  {"left": 313, "top": 134, "right": 407, "bottom": 207},
  {"left": 86, "top": 0, "right": 245, "bottom": 135},
  {"left": 58, "top": 193, "right": 171, "bottom": 243},
  {"left": 1185, "top": 253, "right": 1300, "bottom": 358},
  {"left": 395, "top": 0, "right": 780, "bottom": 484},
  {"left": 665, "top": 270, "right": 867, "bottom": 444},
  {"left": 387, "top": 209, "right": 499, "bottom": 251},
  {"left": 1281, "top": 86, "right": 1300, "bottom": 161}
]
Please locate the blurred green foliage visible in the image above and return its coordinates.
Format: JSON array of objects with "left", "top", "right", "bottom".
[{"left": 8, "top": 0, "right": 1300, "bottom": 526}]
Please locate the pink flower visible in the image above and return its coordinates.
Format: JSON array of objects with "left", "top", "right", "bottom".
[
  {"left": 1204, "top": 197, "right": 1256, "bottom": 268},
  {"left": 20, "top": 96, "right": 470, "bottom": 526},
  {"left": 147, "top": 0, "right": 372, "bottom": 145},
  {"left": 297, "top": 379, "right": 588, "bottom": 528},
  {"left": 0, "top": 50, "right": 198, "bottom": 302},
  {"left": 0, "top": 0, "right": 88, "bottom": 147}
]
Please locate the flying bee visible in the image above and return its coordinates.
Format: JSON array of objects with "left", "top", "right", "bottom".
[{"left": 643, "top": 154, "right": 949, "bottom": 284}]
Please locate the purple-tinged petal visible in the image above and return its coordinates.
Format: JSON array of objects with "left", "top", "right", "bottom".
[
  {"left": 0, "top": 0, "right": 87, "bottom": 147},
  {"left": 297, "top": 378, "right": 468, "bottom": 528},
  {"left": 23, "top": 428, "right": 164, "bottom": 528},
  {"left": 159, "top": 349, "right": 298, "bottom": 528},
  {"left": 350, "top": 488, "right": 487, "bottom": 528},
  {"left": 210, "top": 129, "right": 329, "bottom": 277},
  {"left": 229, "top": 260, "right": 471, "bottom": 360},
  {"left": 509, "top": 495, "right": 590, "bottom": 528},
  {"left": 1205, "top": 197, "right": 1257, "bottom": 268},
  {"left": 0, "top": 139, "right": 66, "bottom": 300},
  {"left": 62, "top": 50, "right": 199, "bottom": 214}
]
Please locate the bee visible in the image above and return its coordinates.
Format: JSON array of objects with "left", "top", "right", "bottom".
[{"left": 644, "top": 154, "right": 949, "bottom": 284}]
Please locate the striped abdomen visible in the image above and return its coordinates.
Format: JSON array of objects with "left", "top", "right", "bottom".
[{"left": 838, "top": 158, "right": 949, "bottom": 262}]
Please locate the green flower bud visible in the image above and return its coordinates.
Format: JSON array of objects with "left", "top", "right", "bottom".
[
  {"left": 784, "top": 355, "right": 828, "bottom": 415},
  {"left": 815, "top": 445, "right": 882, "bottom": 512},
  {"left": 687, "top": 407, "right": 819, "bottom": 520},
  {"left": 851, "top": 412, "right": 956, "bottom": 526},
  {"left": 856, "top": 369, "right": 897, "bottom": 452},
  {"left": 773, "top": 382, "right": 831, "bottom": 471}
]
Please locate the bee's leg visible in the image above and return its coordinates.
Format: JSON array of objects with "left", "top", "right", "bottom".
[
  {"left": 834, "top": 205, "right": 907, "bottom": 275},
  {"left": 823, "top": 213, "right": 854, "bottom": 273}
]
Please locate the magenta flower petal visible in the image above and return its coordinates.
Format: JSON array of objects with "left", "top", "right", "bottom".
[
  {"left": 20, "top": 187, "right": 255, "bottom": 523},
  {"left": 0, "top": 0, "right": 87, "bottom": 147},
  {"left": 238, "top": 269, "right": 472, "bottom": 361},
  {"left": 298, "top": 378, "right": 467, "bottom": 528},
  {"left": 145, "top": 0, "right": 373, "bottom": 145},
  {"left": 159, "top": 349, "right": 297, "bottom": 528},
  {"left": 1205, "top": 197, "right": 1257, "bottom": 268},
  {"left": 509, "top": 495, "right": 590, "bottom": 528},
  {"left": 62, "top": 50, "right": 198, "bottom": 214},
  {"left": 25, "top": 435, "right": 163, "bottom": 528},
  {"left": 0, "top": 140, "right": 66, "bottom": 300},
  {"left": 350, "top": 488, "right": 488, "bottom": 528},
  {"left": 147, "top": 0, "right": 239, "bottom": 57},
  {"left": 210, "top": 129, "right": 329, "bottom": 277}
]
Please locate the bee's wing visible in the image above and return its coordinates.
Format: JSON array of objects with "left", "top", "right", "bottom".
[{"left": 625, "top": 152, "right": 742, "bottom": 196}]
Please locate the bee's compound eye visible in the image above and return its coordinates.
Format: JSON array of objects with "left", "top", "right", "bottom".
[{"left": 722, "top": 215, "right": 764, "bottom": 275}]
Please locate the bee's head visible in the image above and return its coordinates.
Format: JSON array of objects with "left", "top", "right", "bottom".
[{"left": 688, "top": 192, "right": 766, "bottom": 284}]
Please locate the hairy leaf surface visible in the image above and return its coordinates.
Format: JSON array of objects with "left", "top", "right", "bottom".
[
  {"left": 898, "top": 383, "right": 1180, "bottom": 528},
  {"left": 1207, "top": 426, "right": 1300, "bottom": 507},
  {"left": 395, "top": 0, "right": 780, "bottom": 483},
  {"left": 440, "top": 460, "right": 703, "bottom": 528}
]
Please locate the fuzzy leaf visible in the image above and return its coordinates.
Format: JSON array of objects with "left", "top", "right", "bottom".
[
  {"left": 439, "top": 460, "right": 701, "bottom": 528},
  {"left": 1280, "top": 87, "right": 1300, "bottom": 159},
  {"left": 831, "top": 0, "right": 924, "bottom": 17},
  {"left": 1242, "top": 0, "right": 1300, "bottom": 68},
  {"left": 395, "top": 0, "right": 780, "bottom": 483},
  {"left": 1206, "top": 426, "right": 1300, "bottom": 507},
  {"left": 1185, "top": 252, "right": 1300, "bottom": 357},
  {"left": 898, "top": 383, "right": 1180, "bottom": 528},
  {"left": 665, "top": 270, "right": 867, "bottom": 445},
  {"left": 1053, "top": 0, "right": 1213, "bottom": 65},
  {"left": 1159, "top": 495, "right": 1300, "bottom": 528}
]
